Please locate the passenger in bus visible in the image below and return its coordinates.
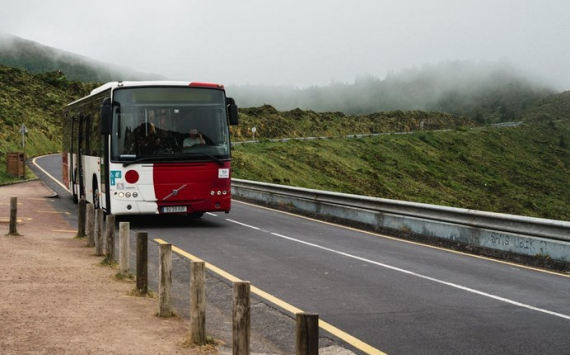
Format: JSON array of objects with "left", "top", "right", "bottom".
[
  {"left": 183, "top": 128, "right": 205, "bottom": 148},
  {"left": 139, "top": 123, "right": 161, "bottom": 154}
]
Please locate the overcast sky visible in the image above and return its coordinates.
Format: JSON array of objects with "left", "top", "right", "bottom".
[{"left": 1, "top": 0, "right": 569, "bottom": 90}]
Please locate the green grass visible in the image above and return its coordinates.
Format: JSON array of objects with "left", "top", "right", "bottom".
[
  {"left": 232, "top": 120, "right": 570, "bottom": 221},
  {"left": 1, "top": 64, "right": 568, "bottom": 221}
]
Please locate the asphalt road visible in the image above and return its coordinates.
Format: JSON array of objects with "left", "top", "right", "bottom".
[{"left": 33, "top": 154, "right": 570, "bottom": 355}]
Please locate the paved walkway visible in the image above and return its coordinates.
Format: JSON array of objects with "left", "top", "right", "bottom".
[{"left": 0, "top": 181, "right": 197, "bottom": 354}]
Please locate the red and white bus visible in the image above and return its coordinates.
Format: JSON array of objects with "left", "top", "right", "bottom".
[{"left": 62, "top": 81, "right": 239, "bottom": 217}]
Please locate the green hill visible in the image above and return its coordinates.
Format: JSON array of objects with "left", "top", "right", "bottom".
[
  {"left": 0, "top": 65, "right": 568, "bottom": 220},
  {"left": 0, "top": 33, "right": 165, "bottom": 82},
  {"left": 232, "top": 120, "right": 569, "bottom": 221},
  {"left": 0, "top": 65, "right": 95, "bottom": 178}
]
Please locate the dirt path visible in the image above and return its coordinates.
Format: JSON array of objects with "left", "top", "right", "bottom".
[{"left": 0, "top": 181, "right": 198, "bottom": 354}]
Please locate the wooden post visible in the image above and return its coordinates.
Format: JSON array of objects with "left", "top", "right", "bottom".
[
  {"left": 136, "top": 232, "right": 148, "bottom": 295},
  {"left": 233, "top": 281, "right": 250, "bottom": 355},
  {"left": 8, "top": 197, "right": 18, "bottom": 235},
  {"left": 94, "top": 209, "right": 104, "bottom": 256},
  {"left": 158, "top": 243, "right": 172, "bottom": 317},
  {"left": 105, "top": 215, "right": 116, "bottom": 262},
  {"left": 296, "top": 313, "right": 319, "bottom": 355},
  {"left": 191, "top": 261, "right": 206, "bottom": 344},
  {"left": 77, "top": 198, "right": 86, "bottom": 237},
  {"left": 119, "top": 222, "right": 130, "bottom": 275},
  {"left": 86, "top": 204, "right": 95, "bottom": 247}
]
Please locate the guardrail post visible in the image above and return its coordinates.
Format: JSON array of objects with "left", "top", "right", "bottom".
[
  {"left": 191, "top": 261, "right": 206, "bottom": 344},
  {"left": 8, "top": 197, "right": 19, "bottom": 236},
  {"left": 94, "top": 209, "right": 104, "bottom": 256},
  {"left": 136, "top": 232, "right": 148, "bottom": 295},
  {"left": 105, "top": 215, "right": 115, "bottom": 262},
  {"left": 86, "top": 204, "right": 95, "bottom": 247},
  {"left": 233, "top": 281, "right": 250, "bottom": 355},
  {"left": 119, "top": 222, "right": 130, "bottom": 275},
  {"left": 77, "top": 198, "right": 86, "bottom": 238},
  {"left": 296, "top": 313, "right": 319, "bottom": 355},
  {"left": 158, "top": 242, "right": 172, "bottom": 317}
]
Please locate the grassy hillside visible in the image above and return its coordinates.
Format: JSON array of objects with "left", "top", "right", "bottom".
[
  {"left": 0, "top": 65, "right": 95, "bottom": 181},
  {"left": 0, "top": 33, "right": 164, "bottom": 82},
  {"left": 1, "top": 64, "right": 568, "bottom": 221},
  {"left": 231, "top": 105, "right": 473, "bottom": 141},
  {"left": 232, "top": 120, "right": 570, "bottom": 220}
]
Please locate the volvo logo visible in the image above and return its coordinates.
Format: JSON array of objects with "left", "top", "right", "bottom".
[{"left": 163, "top": 184, "right": 187, "bottom": 201}]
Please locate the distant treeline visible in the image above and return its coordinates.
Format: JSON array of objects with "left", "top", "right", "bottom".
[
  {"left": 0, "top": 33, "right": 164, "bottom": 83},
  {"left": 229, "top": 61, "right": 555, "bottom": 122}
]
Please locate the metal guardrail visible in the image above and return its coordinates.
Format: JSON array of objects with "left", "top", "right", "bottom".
[{"left": 232, "top": 179, "right": 570, "bottom": 243}]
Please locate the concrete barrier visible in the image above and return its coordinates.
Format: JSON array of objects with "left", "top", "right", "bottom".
[{"left": 232, "top": 179, "right": 570, "bottom": 263}]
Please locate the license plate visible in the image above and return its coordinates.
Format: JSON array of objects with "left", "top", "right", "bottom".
[{"left": 163, "top": 206, "right": 187, "bottom": 213}]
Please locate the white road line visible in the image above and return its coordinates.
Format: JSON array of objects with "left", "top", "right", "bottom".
[
  {"left": 268, "top": 232, "right": 570, "bottom": 321},
  {"left": 32, "top": 156, "right": 70, "bottom": 192},
  {"left": 224, "top": 215, "right": 570, "bottom": 321},
  {"left": 226, "top": 219, "right": 261, "bottom": 230}
]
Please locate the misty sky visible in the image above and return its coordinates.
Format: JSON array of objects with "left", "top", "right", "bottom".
[{"left": 1, "top": 0, "right": 570, "bottom": 90}]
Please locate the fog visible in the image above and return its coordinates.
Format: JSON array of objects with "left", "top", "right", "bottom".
[{"left": 1, "top": 0, "right": 570, "bottom": 91}]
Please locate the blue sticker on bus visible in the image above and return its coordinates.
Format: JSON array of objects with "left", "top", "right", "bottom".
[{"left": 110, "top": 171, "right": 122, "bottom": 186}]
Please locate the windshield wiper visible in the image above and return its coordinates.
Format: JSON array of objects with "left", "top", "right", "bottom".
[
  {"left": 184, "top": 152, "right": 225, "bottom": 166},
  {"left": 122, "top": 153, "right": 226, "bottom": 167},
  {"left": 122, "top": 155, "right": 181, "bottom": 167}
]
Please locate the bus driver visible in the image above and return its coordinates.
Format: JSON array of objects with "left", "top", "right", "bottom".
[{"left": 183, "top": 128, "right": 205, "bottom": 148}]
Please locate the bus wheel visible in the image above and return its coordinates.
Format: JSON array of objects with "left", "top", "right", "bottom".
[
  {"left": 72, "top": 169, "right": 79, "bottom": 204},
  {"left": 72, "top": 185, "right": 79, "bottom": 204},
  {"left": 92, "top": 179, "right": 100, "bottom": 210}
]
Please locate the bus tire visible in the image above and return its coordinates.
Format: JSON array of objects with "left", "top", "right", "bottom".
[
  {"left": 72, "top": 169, "right": 79, "bottom": 204},
  {"left": 92, "top": 177, "right": 100, "bottom": 210},
  {"left": 72, "top": 187, "right": 79, "bottom": 204}
]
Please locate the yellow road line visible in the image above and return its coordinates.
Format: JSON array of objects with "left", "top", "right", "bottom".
[
  {"left": 0, "top": 217, "right": 33, "bottom": 223},
  {"left": 53, "top": 229, "right": 77, "bottom": 233},
  {"left": 154, "top": 238, "right": 389, "bottom": 355},
  {"left": 36, "top": 210, "right": 70, "bottom": 215},
  {"left": 234, "top": 200, "right": 570, "bottom": 278}
]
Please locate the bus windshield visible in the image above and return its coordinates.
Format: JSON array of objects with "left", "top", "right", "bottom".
[{"left": 110, "top": 86, "right": 230, "bottom": 162}]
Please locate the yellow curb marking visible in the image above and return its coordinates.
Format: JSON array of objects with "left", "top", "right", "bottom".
[
  {"left": 36, "top": 210, "right": 71, "bottom": 215},
  {"left": 155, "top": 238, "right": 389, "bottom": 355},
  {"left": 0, "top": 217, "right": 33, "bottom": 223}
]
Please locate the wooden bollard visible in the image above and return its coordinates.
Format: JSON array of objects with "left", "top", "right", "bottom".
[
  {"left": 119, "top": 222, "right": 130, "bottom": 275},
  {"left": 191, "top": 261, "right": 206, "bottom": 344},
  {"left": 158, "top": 243, "right": 172, "bottom": 317},
  {"left": 136, "top": 232, "right": 148, "bottom": 295},
  {"left": 86, "top": 204, "right": 95, "bottom": 247},
  {"left": 77, "top": 199, "right": 86, "bottom": 237},
  {"left": 105, "top": 215, "right": 116, "bottom": 262},
  {"left": 233, "top": 281, "right": 251, "bottom": 355},
  {"left": 8, "top": 197, "right": 18, "bottom": 235},
  {"left": 94, "top": 209, "right": 104, "bottom": 256},
  {"left": 296, "top": 313, "right": 319, "bottom": 355}
]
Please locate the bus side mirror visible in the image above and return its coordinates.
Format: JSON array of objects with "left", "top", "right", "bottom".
[
  {"left": 100, "top": 97, "right": 112, "bottom": 135},
  {"left": 227, "top": 97, "right": 239, "bottom": 126}
]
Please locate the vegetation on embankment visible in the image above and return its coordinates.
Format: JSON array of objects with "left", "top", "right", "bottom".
[
  {"left": 0, "top": 65, "right": 95, "bottom": 183},
  {"left": 0, "top": 64, "right": 568, "bottom": 221},
  {"left": 231, "top": 105, "right": 473, "bottom": 141},
  {"left": 232, "top": 120, "right": 570, "bottom": 221}
]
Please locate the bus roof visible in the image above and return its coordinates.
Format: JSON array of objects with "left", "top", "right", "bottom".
[
  {"left": 65, "top": 81, "right": 226, "bottom": 108},
  {"left": 90, "top": 81, "right": 225, "bottom": 96}
]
